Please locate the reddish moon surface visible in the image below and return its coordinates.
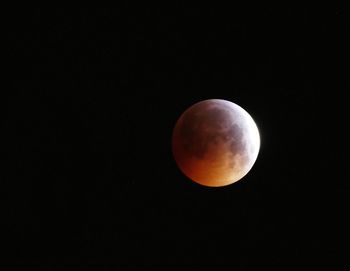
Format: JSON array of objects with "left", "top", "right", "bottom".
[{"left": 172, "top": 99, "right": 260, "bottom": 187}]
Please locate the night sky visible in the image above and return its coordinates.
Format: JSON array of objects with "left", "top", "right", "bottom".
[{"left": 5, "top": 7, "right": 348, "bottom": 269}]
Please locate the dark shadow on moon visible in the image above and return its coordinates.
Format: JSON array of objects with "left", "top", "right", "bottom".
[{"left": 178, "top": 103, "right": 247, "bottom": 166}]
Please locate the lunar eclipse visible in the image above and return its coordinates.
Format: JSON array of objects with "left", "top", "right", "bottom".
[{"left": 172, "top": 99, "right": 260, "bottom": 187}]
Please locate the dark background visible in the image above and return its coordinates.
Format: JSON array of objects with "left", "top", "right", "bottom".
[{"left": 4, "top": 7, "right": 349, "bottom": 269}]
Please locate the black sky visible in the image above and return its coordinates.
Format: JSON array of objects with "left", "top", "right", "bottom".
[{"left": 4, "top": 7, "right": 349, "bottom": 269}]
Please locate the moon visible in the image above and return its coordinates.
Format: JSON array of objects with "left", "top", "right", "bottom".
[{"left": 172, "top": 99, "right": 260, "bottom": 187}]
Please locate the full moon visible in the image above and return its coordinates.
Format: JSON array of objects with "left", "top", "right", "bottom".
[{"left": 172, "top": 99, "right": 260, "bottom": 187}]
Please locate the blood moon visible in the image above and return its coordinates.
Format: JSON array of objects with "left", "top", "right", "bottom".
[{"left": 172, "top": 99, "right": 260, "bottom": 187}]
